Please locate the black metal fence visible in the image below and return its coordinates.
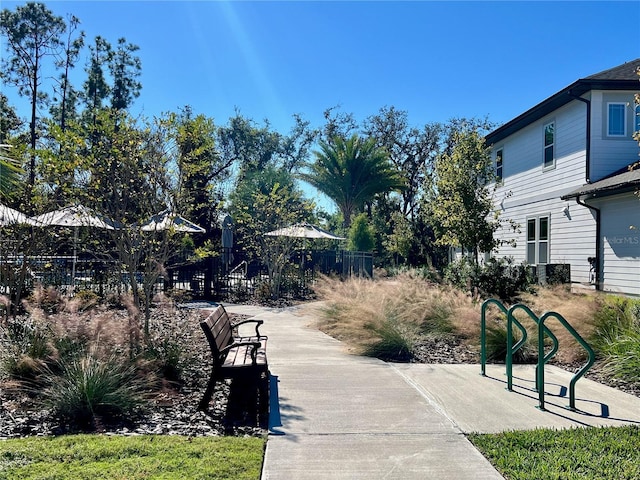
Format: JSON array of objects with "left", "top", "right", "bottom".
[
  {"left": 166, "top": 249, "right": 374, "bottom": 301},
  {"left": 1, "top": 249, "right": 373, "bottom": 302}
]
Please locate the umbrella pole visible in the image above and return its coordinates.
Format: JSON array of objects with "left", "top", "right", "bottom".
[{"left": 71, "top": 226, "right": 78, "bottom": 291}]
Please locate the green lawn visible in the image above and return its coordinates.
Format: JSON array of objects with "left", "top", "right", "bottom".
[
  {"left": 469, "top": 425, "right": 640, "bottom": 479},
  {"left": 0, "top": 434, "right": 266, "bottom": 480}
]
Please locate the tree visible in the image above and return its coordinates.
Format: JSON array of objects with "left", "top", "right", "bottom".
[
  {"left": 300, "top": 134, "right": 405, "bottom": 228},
  {"left": 0, "top": 93, "right": 22, "bottom": 144},
  {"left": 363, "top": 106, "right": 442, "bottom": 220},
  {"left": 348, "top": 213, "right": 375, "bottom": 252},
  {"left": 83, "top": 36, "right": 112, "bottom": 116},
  {"left": 50, "top": 14, "right": 84, "bottom": 132},
  {"left": 229, "top": 166, "right": 314, "bottom": 298},
  {"left": 109, "top": 37, "right": 141, "bottom": 111},
  {"left": 0, "top": 144, "right": 22, "bottom": 200},
  {"left": 429, "top": 128, "right": 498, "bottom": 264},
  {"left": 165, "top": 106, "right": 232, "bottom": 238},
  {"left": 1, "top": 2, "right": 65, "bottom": 188},
  {"left": 217, "top": 113, "right": 281, "bottom": 181}
]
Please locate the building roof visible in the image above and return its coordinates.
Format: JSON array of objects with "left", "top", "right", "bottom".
[
  {"left": 562, "top": 164, "right": 640, "bottom": 200},
  {"left": 486, "top": 59, "right": 640, "bottom": 146}
]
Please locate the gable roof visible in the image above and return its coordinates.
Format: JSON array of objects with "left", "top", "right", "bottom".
[
  {"left": 562, "top": 163, "right": 640, "bottom": 200},
  {"left": 486, "top": 59, "right": 640, "bottom": 146}
]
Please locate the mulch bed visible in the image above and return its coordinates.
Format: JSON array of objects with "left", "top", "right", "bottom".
[{"left": 2, "top": 302, "right": 639, "bottom": 439}]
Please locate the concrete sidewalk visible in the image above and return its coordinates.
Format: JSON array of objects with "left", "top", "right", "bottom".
[{"left": 223, "top": 303, "right": 640, "bottom": 480}]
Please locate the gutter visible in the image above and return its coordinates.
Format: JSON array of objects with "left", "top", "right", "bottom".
[
  {"left": 575, "top": 196, "right": 601, "bottom": 290},
  {"left": 568, "top": 91, "right": 591, "bottom": 183}
]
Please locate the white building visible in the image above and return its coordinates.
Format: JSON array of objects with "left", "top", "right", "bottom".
[{"left": 486, "top": 59, "right": 640, "bottom": 296}]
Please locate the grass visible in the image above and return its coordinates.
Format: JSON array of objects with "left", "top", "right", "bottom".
[
  {"left": 0, "top": 434, "right": 266, "bottom": 480},
  {"left": 469, "top": 425, "right": 640, "bottom": 479},
  {"left": 314, "top": 275, "right": 606, "bottom": 366},
  {"left": 313, "top": 273, "right": 479, "bottom": 360}
]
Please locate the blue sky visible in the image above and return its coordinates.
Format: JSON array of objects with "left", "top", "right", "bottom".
[{"left": 3, "top": 1, "right": 640, "bottom": 135}]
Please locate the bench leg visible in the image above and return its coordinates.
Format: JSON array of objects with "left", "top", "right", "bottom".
[
  {"left": 259, "top": 370, "right": 270, "bottom": 416},
  {"left": 198, "top": 371, "right": 217, "bottom": 411}
]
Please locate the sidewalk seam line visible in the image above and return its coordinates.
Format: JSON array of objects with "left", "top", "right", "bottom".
[{"left": 388, "top": 363, "right": 463, "bottom": 433}]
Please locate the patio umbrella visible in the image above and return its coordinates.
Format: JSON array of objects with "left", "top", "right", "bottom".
[
  {"left": 0, "top": 203, "right": 40, "bottom": 226},
  {"left": 31, "top": 204, "right": 120, "bottom": 287},
  {"left": 264, "top": 223, "right": 345, "bottom": 240},
  {"left": 140, "top": 210, "right": 205, "bottom": 233}
]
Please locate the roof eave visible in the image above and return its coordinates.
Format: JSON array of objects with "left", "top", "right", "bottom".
[
  {"left": 486, "top": 78, "right": 639, "bottom": 146},
  {"left": 562, "top": 182, "right": 640, "bottom": 200}
]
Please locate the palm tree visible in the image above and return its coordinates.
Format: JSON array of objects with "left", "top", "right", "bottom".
[
  {"left": 0, "top": 144, "right": 22, "bottom": 200},
  {"left": 300, "top": 134, "right": 404, "bottom": 228}
]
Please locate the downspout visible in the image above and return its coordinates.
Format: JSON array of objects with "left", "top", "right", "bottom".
[
  {"left": 575, "top": 196, "right": 601, "bottom": 291},
  {"left": 568, "top": 91, "right": 591, "bottom": 182},
  {"left": 569, "top": 90, "right": 599, "bottom": 289}
]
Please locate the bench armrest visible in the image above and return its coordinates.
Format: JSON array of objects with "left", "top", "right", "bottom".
[{"left": 233, "top": 318, "right": 265, "bottom": 338}]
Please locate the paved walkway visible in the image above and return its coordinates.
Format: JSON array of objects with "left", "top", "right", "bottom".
[{"left": 221, "top": 303, "right": 640, "bottom": 480}]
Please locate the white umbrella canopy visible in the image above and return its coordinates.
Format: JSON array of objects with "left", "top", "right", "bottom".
[
  {"left": 0, "top": 203, "right": 40, "bottom": 226},
  {"left": 31, "top": 204, "right": 121, "bottom": 289},
  {"left": 140, "top": 210, "right": 205, "bottom": 233},
  {"left": 264, "top": 223, "right": 345, "bottom": 240},
  {"left": 32, "top": 204, "right": 120, "bottom": 229}
]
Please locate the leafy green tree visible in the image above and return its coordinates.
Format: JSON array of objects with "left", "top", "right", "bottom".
[
  {"left": 0, "top": 93, "right": 22, "bottom": 144},
  {"left": 1, "top": 2, "right": 65, "bottom": 188},
  {"left": 83, "top": 36, "right": 112, "bottom": 116},
  {"left": 229, "top": 166, "right": 314, "bottom": 298},
  {"left": 165, "top": 106, "right": 232, "bottom": 238},
  {"left": 363, "top": 106, "right": 441, "bottom": 220},
  {"left": 429, "top": 128, "right": 498, "bottom": 264},
  {"left": 300, "top": 134, "right": 405, "bottom": 228},
  {"left": 109, "top": 37, "right": 141, "bottom": 111},
  {"left": 49, "top": 15, "right": 84, "bottom": 132},
  {"left": 348, "top": 213, "right": 375, "bottom": 252}
]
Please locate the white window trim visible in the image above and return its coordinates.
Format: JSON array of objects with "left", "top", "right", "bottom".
[
  {"left": 607, "top": 102, "right": 627, "bottom": 137},
  {"left": 526, "top": 214, "right": 550, "bottom": 265},
  {"left": 542, "top": 121, "right": 555, "bottom": 171}
]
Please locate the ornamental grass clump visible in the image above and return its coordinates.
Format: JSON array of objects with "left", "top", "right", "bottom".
[
  {"left": 38, "top": 348, "right": 151, "bottom": 430},
  {"left": 361, "top": 313, "right": 416, "bottom": 362}
]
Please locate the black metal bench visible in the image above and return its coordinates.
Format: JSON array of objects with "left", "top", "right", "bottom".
[{"left": 198, "top": 305, "right": 269, "bottom": 413}]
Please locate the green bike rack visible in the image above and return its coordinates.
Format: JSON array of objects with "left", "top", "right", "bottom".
[
  {"left": 480, "top": 299, "right": 527, "bottom": 390},
  {"left": 537, "top": 311, "right": 596, "bottom": 411},
  {"left": 508, "top": 304, "right": 559, "bottom": 393}
]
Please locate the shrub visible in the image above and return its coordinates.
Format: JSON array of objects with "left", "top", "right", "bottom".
[
  {"left": 348, "top": 213, "right": 375, "bottom": 252},
  {"left": 38, "top": 348, "right": 150, "bottom": 430},
  {"left": 444, "top": 257, "right": 533, "bottom": 300},
  {"left": 600, "top": 331, "right": 640, "bottom": 383},
  {"left": 361, "top": 315, "right": 415, "bottom": 362},
  {"left": 591, "top": 295, "right": 640, "bottom": 350},
  {"left": 29, "top": 285, "right": 64, "bottom": 314},
  {"left": 0, "top": 315, "right": 54, "bottom": 380},
  {"left": 143, "top": 309, "right": 197, "bottom": 383},
  {"left": 591, "top": 295, "right": 640, "bottom": 384}
]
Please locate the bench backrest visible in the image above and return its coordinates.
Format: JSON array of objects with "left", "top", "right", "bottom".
[{"left": 200, "top": 305, "right": 234, "bottom": 366}]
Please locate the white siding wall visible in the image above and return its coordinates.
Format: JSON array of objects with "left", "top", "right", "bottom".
[
  {"left": 493, "top": 198, "right": 596, "bottom": 283},
  {"left": 589, "top": 90, "right": 640, "bottom": 182},
  {"left": 592, "top": 193, "right": 640, "bottom": 296},
  {"left": 491, "top": 99, "right": 595, "bottom": 283}
]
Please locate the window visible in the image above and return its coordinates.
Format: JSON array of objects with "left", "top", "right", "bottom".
[
  {"left": 527, "top": 216, "right": 549, "bottom": 264},
  {"left": 495, "top": 149, "right": 503, "bottom": 183},
  {"left": 635, "top": 104, "right": 640, "bottom": 134},
  {"left": 543, "top": 122, "right": 555, "bottom": 169},
  {"left": 608, "top": 103, "right": 626, "bottom": 137}
]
